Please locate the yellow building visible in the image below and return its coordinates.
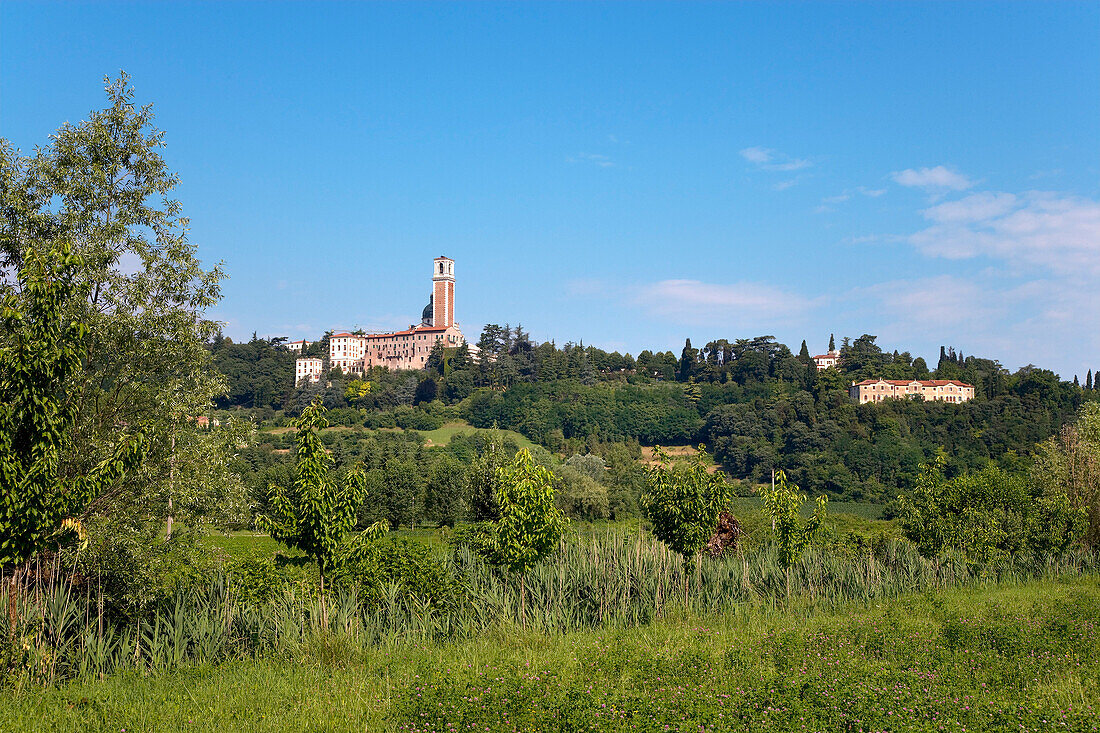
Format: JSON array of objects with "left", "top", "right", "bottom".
[{"left": 850, "top": 379, "right": 975, "bottom": 404}]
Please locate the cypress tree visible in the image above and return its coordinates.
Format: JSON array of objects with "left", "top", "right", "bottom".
[
  {"left": 678, "top": 338, "right": 695, "bottom": 382},
  {"left": 1087, "top": 370, "right": 1093, "bottom": 391},
  {"left": 828, "top": 333, "right": 835, "bottom": 352},
  {"left": 1073, "top": 375, "right": 1080, "bottom": 388},
  {"left": 799, "top": 340, "right": 811, "bottom": 360}
]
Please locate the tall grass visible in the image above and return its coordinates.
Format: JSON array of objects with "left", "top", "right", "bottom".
[{"left": 3, "top": 529, "right": 1096, "bottom": 685}]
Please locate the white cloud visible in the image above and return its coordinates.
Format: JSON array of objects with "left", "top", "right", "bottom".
[
  {"left": 892, "top": 166, "right": 973, "bottom": 191},
  {"left": 636, "top": 279, "right": 813, "bottom": 326},
  {"left": 856, "top": 275, "right": 1007, "bottom": 342},
  {"left": 854, "top": 274, "right": 1100, "bottom": 377},
  {"left": 909, "top": 191, "right": 1100, "bottom": 274},
  {"left": 922, "top": 192, "right": 1018, "bottom": 224},
  {"left": 568, "top": 152, "right": 615, "bottom": 168},
  {"left": 740, "top": 146, "right": 812, "bottom": 172},
  {"left": 816, "top": 188, "right": 883, "bottom": 213}
]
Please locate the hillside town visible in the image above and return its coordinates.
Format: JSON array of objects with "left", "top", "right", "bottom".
[{"left": 293, "top": 256, "right": 469, "bottom": 384}]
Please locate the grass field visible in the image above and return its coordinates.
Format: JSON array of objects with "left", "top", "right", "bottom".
[
  {"left": 417, "top": 422, "right": 537, "bottom": 449},
  {"left": 260, "top": 420, "right": 537, "bottom": 450},
  {"left": 4, "top": 576, "right": 1098, "bottom": 732}
]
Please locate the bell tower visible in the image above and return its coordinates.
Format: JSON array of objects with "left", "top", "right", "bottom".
[{"left": 432, "top": 256, "right": 455, "bottom": 328}]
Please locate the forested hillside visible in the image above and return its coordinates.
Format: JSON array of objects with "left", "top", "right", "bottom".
[{"left": 211, "top": 326, "right": 1097, "bottom": 503}]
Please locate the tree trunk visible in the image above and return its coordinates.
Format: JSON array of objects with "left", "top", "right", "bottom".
[
  {"left": 166, "top": 433, "right": 175, "bottom": 540},
  {"left": 7, "top": 568, "right": 19, "bottom": 647}
]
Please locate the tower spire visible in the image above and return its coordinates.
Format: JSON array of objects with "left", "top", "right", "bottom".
[{"left": 432, "top": 256, "right": 455, "bottom": 328}]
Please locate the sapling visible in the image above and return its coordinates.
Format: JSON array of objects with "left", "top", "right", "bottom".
[
  {"left": 641, "top": 446, "right": 732, "bottom": 607},
  {"left": 759, "top": 469, "right": 827, "bottom": 600}
]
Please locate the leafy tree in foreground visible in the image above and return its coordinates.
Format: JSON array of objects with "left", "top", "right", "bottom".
[
  {"left": 0, "top": 244, "right": 144, "bottom": 630},
  {"left": 641, "top": 446, "right": 732, "bottom": 605},
  {"left": 759, "top": 470, "right": 827, "bottom": 599},
  {"left": 481, "top": 448, "right": 567, "bottom": 625},
  {"left": 258, "top": 400, "right": 376, "bottom": 595},
  {"left": 2, "top": 74, "right": 240, "bottom": 595}
]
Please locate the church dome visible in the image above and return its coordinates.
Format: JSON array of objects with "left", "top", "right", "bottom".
[{"left": 421, "top": 294, "right": 433, "bottom": 325}]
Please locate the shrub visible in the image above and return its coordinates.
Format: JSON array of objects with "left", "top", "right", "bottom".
[
  {"left": 898, "top": 456, "right": 1087, "bottom": 562},
  {"left": 555, "top": 466, "right": 610, "bottom": 520},
  {"left": 334, "top": 538, "right": 468, "bottom": 614}
]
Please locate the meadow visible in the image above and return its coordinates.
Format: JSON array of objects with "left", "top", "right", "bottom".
[{"left": 3, "top": 576, "right": 1098, "bottom": 732}]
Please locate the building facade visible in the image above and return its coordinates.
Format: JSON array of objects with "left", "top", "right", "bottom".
[
  {"left": 813, "top": 349, "right": 840, "bottom": 371},
  {"left": 295, "top": 256, "right": 466, "bottom": 383},
  {"left": 850, "top": 379, "right": 975, "bottom": 404},
  {"left": 295, "top": 357, "right": 323, "bottom": 384},
  {"left": 286, "top": 339, "right": 310, "bottom": 352}
]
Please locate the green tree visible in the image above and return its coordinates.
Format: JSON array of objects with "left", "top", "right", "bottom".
[
  {"left": 413, "top": 377, "right": 438, "bottom": 405},
  {"left": 425, "top": 341, "right": 446, "bottom": 375},
  {"left": 258, "top": 401, "right": 374, "bottom": 594},
  {"left": 425, "top": 454, "right": 467, "bottom": 528},
  {"left": 678, "top": 338, "right": 696, "bottom": 382},
  {"left": 1032, "top": 403, "right": 1100, "bottom": 548},
  {"left": 382, "top": 458, "right": 422, "bottom": 529},
  {"left": 554, "top": 466, "right": 609, "bottom": 520},
  {"left": 483, "top": 448, "right": 567, "bottom": 625},
  {"left": 759, "top": 470, "right": 827, "bottom": 599},
  {"left": 900, "top": 455, "right": 1085, "bottom": 562},
  {"left": 467, "top": 438, "right": 508, "bottom": 521},
  {"left": 798, "top": 340, "right": 811, "bottom": 362},
  {"left": 1, "top": 73, "right": 238, "bottom": 583},
  {"left": 641, "top": 446, "right": 732, "bottom": 604},
  {"left": 0, "top": 244, "right": 144, "bottom": 590}
]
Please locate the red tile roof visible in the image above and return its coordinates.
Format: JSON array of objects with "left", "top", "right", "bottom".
[{"left": 853, "top": 379, "right": 974, "bottom": 388}]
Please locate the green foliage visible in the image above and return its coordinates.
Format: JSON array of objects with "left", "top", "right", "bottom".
[
  {"left": 257, "top": 401, "right": 373, "bottom": 584},
  {"left": 475, "top": 449, "right": 567, "bottom": 576},
  {"left": 641, "top": 446, "right": 731, "bottom": 569},
  {"left": 424, "top": 454, "right": 467, "bottom": 528},
  {"left": 554, "top": 466, "right": 609, "bottom": 521},
  {"left": 466, "top": 437, "right": 509, "bottom": 521},
  {"left": 381, "top": 457, "right": 423, "bottom": 530},
  {"left": 2, "top": 74, "right": 243, "bottom": 593},
  {"left": 0, "top": 243, "right": 143, "bottom": 568},
  {"left": 759, "top": 470, "right": 827, "bottom": 594},
  {"left": 1032, "top": 402, "right": 1100, "bottom": 547},
  {"left": 898, "top": 455, "right": 1087, "bottom": 562},
  {"left": 334, "top": 537, "right": 468, "bottom": 614},
  {"left": 208, "top": 334, "right": 294, "bottom": 409}
]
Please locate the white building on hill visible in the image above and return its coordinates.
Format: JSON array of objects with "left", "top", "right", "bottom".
[{"left": 295, "top": 256, "right": 467, "bottom": 383}]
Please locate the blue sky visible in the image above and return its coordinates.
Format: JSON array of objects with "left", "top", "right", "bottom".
[{"left": 3, "top": 2, "right": 1098, "bottom": 378}]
